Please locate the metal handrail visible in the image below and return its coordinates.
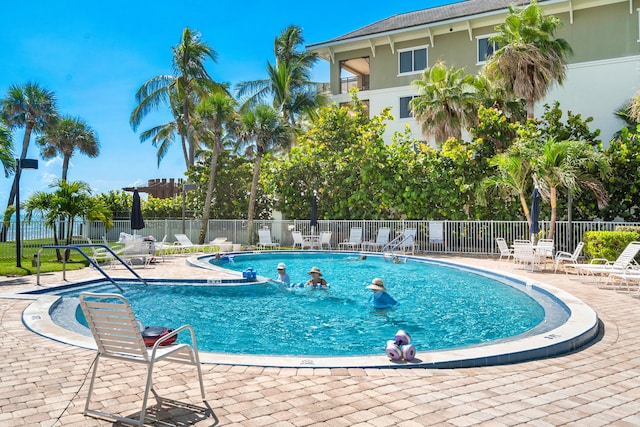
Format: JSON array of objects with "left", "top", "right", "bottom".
[
  {"left": 382, "top": 234, "right": 414, "bottom": 253},
  {"left": 37, "top": 244, "right": 149, "bottom": 290}
]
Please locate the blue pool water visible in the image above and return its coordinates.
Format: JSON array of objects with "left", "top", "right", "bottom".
[{"left": 58, "top": 252, "right": 549, "bottom": 357}]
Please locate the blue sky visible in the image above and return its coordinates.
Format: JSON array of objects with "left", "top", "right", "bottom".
[{"left": 0, "top": 0, "right": 451, "bottom": 206}]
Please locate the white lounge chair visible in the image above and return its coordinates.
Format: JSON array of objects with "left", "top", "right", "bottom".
[
  {"left": 554, "top": 241, "right": 584, "bottom": 273},
  {"left": 362, "top": 228, "right": 390, "bottom": 251},
  {"left": 257, "top": 229, "right": 281, "bottom": 250},
  {"left": 291, "top": 231, "right": 312, "bottom": 249},
  {"left": 312, "top": 231, "right": 332, "bottom": 249},
  {"left": 496, "top": 237, "right": 514, "bottom": 261},
  {"left": 565, "top": 241, "right": 640, "bottom": 278},
  {"left": 172, "top": 234, "right": 211, "bottom": 253},
  {"left": 338, "top": 227, "right": 363, "bottom": 251},
  {"left": 79, "top": 292, "right": 205, "bottom": 426}
]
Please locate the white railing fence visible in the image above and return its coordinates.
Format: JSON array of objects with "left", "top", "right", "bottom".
[{"left": 3, "top": 218, "right": 638, "bottom": 259}]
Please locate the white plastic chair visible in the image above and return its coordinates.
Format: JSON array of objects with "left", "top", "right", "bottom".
[
  {"left": 291, "top": 231, "right": 312, "bottom": 249},
  {"left": 313, "top": 231, "right": 332, "bottom": 249},
  {"left": 257, "top": 229, "right": 281, "bottom": 250},
  {"left": 495, "top": 237, "right": 514, "bottom": 261},
  {"left": 362, "top": 228, "right": 390, "bottom": 251},
  {"left": 338, "top": 227, "right": 363, "bottom": 251},
  {"left": 79, "top": 292, "right": 205, "bottom": 426},
  {"left": 554, "top": 241, "right": 584, "bottom": 273}
]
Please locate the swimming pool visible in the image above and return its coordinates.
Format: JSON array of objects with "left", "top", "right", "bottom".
[{"left": 23, "top": 251, "right": 600, "bottom": 368}]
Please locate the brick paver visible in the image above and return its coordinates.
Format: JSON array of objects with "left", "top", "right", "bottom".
[{"left": 0, "top": 254, "right": 639, "bottom": 426}]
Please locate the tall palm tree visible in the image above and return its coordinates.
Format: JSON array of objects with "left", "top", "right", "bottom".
[
  {"left": 238, "top": 105, "right": 290, "bottom": 243},
  {"left": 531, "top": 137, "right": 609, "bottom": 239},
  {"left": 194, "top": 93, "right": 238, "bottom": 244},
  {"left": 236, "top": 25, "right": 324, "bottom": 131},
  {"left": 36, "top": 115, "right": 100, "bottom": 181},
  {"left": 485, "top": 0, "right": 573, "bottom": 119},
  {"left": 410, "top": 61, "right": 478, "bottom": 143},
  {"left": 0, "top": 82, "right": 58, "bottom": 212},
  {"left": 130, "top": 27, "right": 222, "bottom": 170}
]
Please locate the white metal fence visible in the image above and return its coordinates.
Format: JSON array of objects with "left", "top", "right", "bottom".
[{"left": 3, "top": 218, "right": 639, "bottom": 259}]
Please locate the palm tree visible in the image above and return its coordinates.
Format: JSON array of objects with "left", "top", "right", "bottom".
[
  {"left": 479, "top": 150, "right": 534, "bottom": 224},
  {"left": 194, "top": 93, "right": 238, "bottom": 244},
  {"left": 0, "top": 82, "right": 58, "bottom": 215},
  {"left": 130, "top": 27, "right": 222, "bottom": 170},
  {"left": 630, "top": 88, "right": 640, "bottom": 123},
  {"left": 485, "top": 0, "right": 573, "bottom": 119},
  {"left": 410, "top": 61, "right": 478, "bottom": 144},
  {"left": 236, "top": 25, "right": 324, "bottom": 131},
  {"left": 36, "top": 115, "right": 99, "bottom": 181},
  {"left": 25, "top": 180, "right": 112, "bottom": 261},
  {"left": 0, "top": 124, "right": 14, "bottom": 177},
  {"left": 238, "top": 105, "right": 290, "bottom": 244},
  {"left": 531, "top": 137, "right": 609, "bottom": 239}
]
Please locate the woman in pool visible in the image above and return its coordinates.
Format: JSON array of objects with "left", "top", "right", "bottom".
[
  {"left": 305, "top": 266, "right": 328, "bottom": 289},
  {"left": 272, "top": 262, "right": 290, "bottom": 285},
  {"left": 366, "top": 278, "right": 399, "bottom": 309}
]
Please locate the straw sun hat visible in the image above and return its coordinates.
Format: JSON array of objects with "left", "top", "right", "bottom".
[
  {"left": 366, "top": 278, "right": 386, "bottom": 291},
  {"left": 307, "top": 266, "right": 322, "bottom": 276}
]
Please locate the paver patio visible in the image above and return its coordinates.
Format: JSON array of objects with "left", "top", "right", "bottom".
[{"left": 1, "top": 254, "right": 639, "bottom": 426}]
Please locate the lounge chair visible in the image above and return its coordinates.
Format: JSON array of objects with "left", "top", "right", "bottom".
[
  {"left": 172, "top": 234, "right": 211, "bottom": 253},
  {"left": 312, "top": 231, "right": 332, "bottom": 249},
  {"left": 495, "top": 237, "right": 514, "bottom": 261},
  {"left": 338, "top": 227, "right": 363, "bottom": 251},
  {"left": 257, "top": 229, "right": 281, "bottom": 250},
  {"left": 362, "top": 228, "right": 390, "bottom": 252},
  {"left": 79, "top": 292, "right": 205, "bottom": 426},
  {"left": 554, "top": 241, "right": 584, "bottom": 273},
  {"left": 565, "top": 241, "right": 640, "bottom": 278},
  {"left": 291, "top": 231, "right": 312, "bottom": 249}
]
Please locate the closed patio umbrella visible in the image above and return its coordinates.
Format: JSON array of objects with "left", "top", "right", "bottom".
[
  {"left": 131, "top": 189, "right": 145, "bottom": 234},
  {"left": 530, "top": 187, "right": 540, "bottom": 241},
  {"left": 311, "top": 193, "right": 318, "bottom": 225}
]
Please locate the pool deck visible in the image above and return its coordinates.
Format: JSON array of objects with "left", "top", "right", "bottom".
[{"left": 1, "top": 253, "right": 640, "bottom": 426}]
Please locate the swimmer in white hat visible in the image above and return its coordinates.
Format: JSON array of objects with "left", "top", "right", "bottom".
[{"left": 272, "top": 262, "right": 290, "bottom": 285}]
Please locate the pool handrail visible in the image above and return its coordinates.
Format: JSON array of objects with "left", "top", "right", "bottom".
[{"left": 36, "top": 244, "right": 148, "bottom": 290}]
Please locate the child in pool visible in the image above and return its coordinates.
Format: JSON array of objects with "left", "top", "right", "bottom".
[{"left": 366, "top": 278, "right": 399, "bottom": 309}]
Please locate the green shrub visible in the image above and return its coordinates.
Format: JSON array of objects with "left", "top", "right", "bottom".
[{"left": 583, "top": 230, "right": 640, "bottom": 260}]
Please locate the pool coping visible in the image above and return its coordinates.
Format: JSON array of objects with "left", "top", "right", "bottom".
[{"left": 20, "top": 252, "right": 599, "bottom": 369}]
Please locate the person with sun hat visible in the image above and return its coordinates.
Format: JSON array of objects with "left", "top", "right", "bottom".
[
  {"left": 366, "top": 278, "right": 399, "bottom": 309},
  {"left": 305, "top": 266, "right": 328, "bottom": 289}
]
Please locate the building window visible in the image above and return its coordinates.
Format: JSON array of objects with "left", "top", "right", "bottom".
[
  {"left": 398, "top": 46, "right": 427, "bottom": 74},
  {"left": 477, "top": 35, "right": 499, "bottom": 64},
  {"left": 400, "top": 96, "right": 417, "bottom": 119}
]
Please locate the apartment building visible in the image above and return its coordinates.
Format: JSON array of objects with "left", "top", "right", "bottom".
[{"left": 307, "top": 0, "right": 640, "bottom": 144}]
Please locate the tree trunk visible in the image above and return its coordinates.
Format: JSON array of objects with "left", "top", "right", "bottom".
[
  {"left": 246, "top": 154, "right": 262, "bottom": 245},
  {"left": 199, "top": 142, "right": 221, "bottom": 244},
  {"left": 1, "top": 122, "right": 34, "bottom": 242},
  {"left": 549, "top": 186, "right": 557, "bottom": 240}
]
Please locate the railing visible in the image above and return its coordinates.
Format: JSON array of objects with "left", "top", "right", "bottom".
[
  {"left": 340, "top": 75, "right": 369, "bottom": 93},
  {"left": 4, "top": 218, "right": 640, "bottom": 260}
]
